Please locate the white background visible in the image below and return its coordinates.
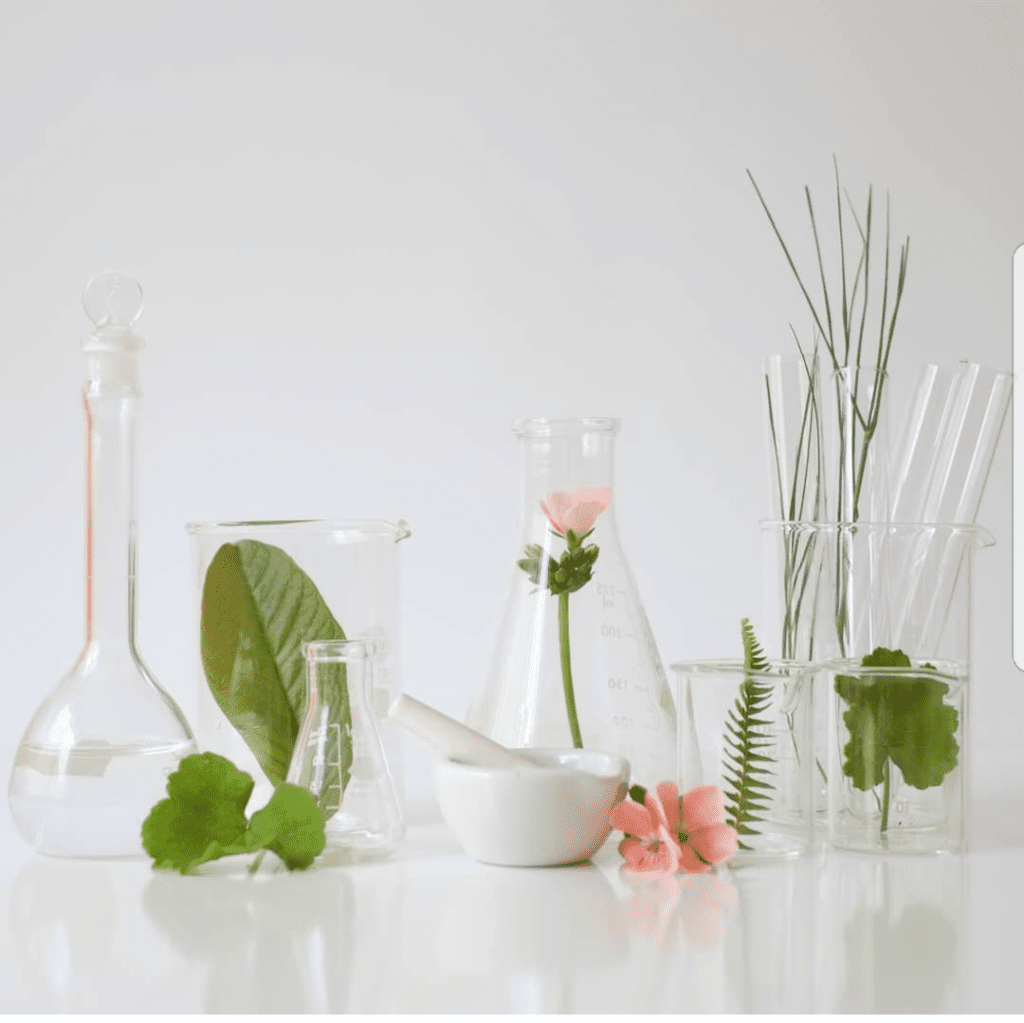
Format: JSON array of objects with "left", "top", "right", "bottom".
[{"left": 0, "top": 0, "right": 1020, "bottom": 813}]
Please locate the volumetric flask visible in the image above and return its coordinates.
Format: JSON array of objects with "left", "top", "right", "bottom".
[
  {"left": 467, "top": 417, "right": 677, "bottom": 788},
  {"left": 9, "top": 273, "right": 196, "bottom": 858},
  {"left": 289, "top": 640, "right": 404, "bottom": 861}
]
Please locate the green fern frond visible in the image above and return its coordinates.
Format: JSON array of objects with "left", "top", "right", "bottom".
[
  {"left": 723, "top": 619, "right": 776, "bottom": 850},
  {"left": 741, "top": 618, "right": 770, "bottom": 673}
]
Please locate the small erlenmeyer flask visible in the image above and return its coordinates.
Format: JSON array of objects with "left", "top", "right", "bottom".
[
  {"left": 289, "top": 640, "right": 403, "bottom": 861},
  {"left": 468, "top": 418, "right": 677, "bottom": 787},
  {"left": 8, "top": 272, "right": 196, "bottom": 857}
]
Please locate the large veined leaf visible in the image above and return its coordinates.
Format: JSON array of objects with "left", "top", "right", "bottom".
[{"left": 200, "top": 539, "right": 352, "bottom": 799}]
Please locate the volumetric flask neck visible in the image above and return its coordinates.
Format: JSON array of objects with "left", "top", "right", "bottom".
[
  {"left": 8, "top": 273, "right": 196, "bottom": 859},
  {"left": 469, "top": 417, "right": 677, "bottom": 790},
  {"left": 290, "top": 640, "right": 403, "bottom": 862}
]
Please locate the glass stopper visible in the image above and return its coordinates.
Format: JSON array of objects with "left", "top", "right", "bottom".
[{"left": 83, "top": 271, "right": 144, "bottom": 327}]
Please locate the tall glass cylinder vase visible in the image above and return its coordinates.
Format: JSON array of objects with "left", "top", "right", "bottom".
[{"left": 467, "top": 418, "right": 676, "bottom": 788}]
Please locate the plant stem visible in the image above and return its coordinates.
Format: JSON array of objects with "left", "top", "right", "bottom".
[
  {"left": 880, "top": 760, "right": 891, "bottom": 834},
  {"left": 558, "top": 591, "right": 583, "bottom": 749}
]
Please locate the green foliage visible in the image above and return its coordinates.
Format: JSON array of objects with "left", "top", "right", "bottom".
[
  {"left": 835, "top": 647, "right": 959, "bottom": 793},
  {"left": 722, "top": 619, "right": 776, "bottom": 849},
  {"left": 740, "top": 618, "right": 770, "bottom": 672},
  {"left": 200, "top": 539, "right": 352, "bottom": 799},
  {"left": 142, "top": 752, "right": 326, "bottom": 875},
  {"left": 628, "top": 784, "right": 648, "bottom": 805},
  {"left": 749, "top": 161, "right": 910, "bottom": 523},
  {"left": 518, "top": 539, "right": 600, "bottom": 596},
  {"left": 244, "top": 783, "right": 328, "bottom": 871}
]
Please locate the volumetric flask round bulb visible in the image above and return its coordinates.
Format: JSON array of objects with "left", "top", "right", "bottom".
[
  {"left": 289, "top": 640, "right": 404, "bottom": 862},
  {"left": 8, "top": 272, "right": 196, "bottom": 858},
  {"left": 467, "top": 418, "right": 677, "bottom": 788}
]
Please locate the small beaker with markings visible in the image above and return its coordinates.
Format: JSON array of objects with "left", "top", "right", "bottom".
[
  {"left": 672, "top": 659, "right": 816, "bottom": 864},
  {"left": 289, "top": 640, "right": 404, "bottom": 862}
]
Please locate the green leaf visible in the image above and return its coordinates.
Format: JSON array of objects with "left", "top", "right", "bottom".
[
  {"left": 142, "top": 753, "right": 253, "bottom": 873},
  {"left": 628, "top": 784, "right": 648, "bottom": 805},
  {"left": 142, "top": 753, "right": 328, "bottom": 875},
  {"left": 200, "top": 540, "right": 351, "bottom": 795},
  {"left": 244, "top": 783, "right": 328, "bottom": 871},
  {"left": 835, "top": 647, "right": 958, "bottom": 795},
  {"left": 721, "top": 619, "right": 777, "bottom": 841}
]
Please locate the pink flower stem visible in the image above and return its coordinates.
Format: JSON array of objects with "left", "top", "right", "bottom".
[{"left": 558, "top": 591, "right": 583, "bottom": 749}]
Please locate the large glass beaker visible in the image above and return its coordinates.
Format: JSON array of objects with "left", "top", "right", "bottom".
[
  {"left": 9, "top": 273, "right": 196, "bottom": 858},
  {"left": 467, "top": 418, "right": 676, "bottom": 787},
  {"left": 187, "top": 519, "right": 410, "bottom": 812}
]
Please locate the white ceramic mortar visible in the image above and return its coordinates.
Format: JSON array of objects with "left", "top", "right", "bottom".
[{"left": 434, "top": 748, "right": 630, "bottom": 867}]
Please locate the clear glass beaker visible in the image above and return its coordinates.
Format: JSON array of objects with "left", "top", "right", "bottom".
[
  {"left": 9, "top": 273, "right": 196, "bottom": 858},
  {"left": 288, "top": 640, "right": 404, "bottom": 861},
  {"left": 468, "top": 418, "right": 677, "bottom": 788},
  {"left": 187, "top": 519, "right": 410, "bottom": 811},
  {"left": 672, "top": 659, "right": 816, "bottom": 863},
  {"left": 821, "top": 522, "right": 994, "bottom": 664},
  {"left": 825, "top": 658, "right": 967, "bottom": 854}
]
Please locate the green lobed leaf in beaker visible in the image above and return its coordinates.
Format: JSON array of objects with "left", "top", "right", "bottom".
[
  {"left": 835, "top": 647, "right": 959, "bottom": 795},
  {"left": 200, "top": 539, "right": 352, "bottom": 801}
]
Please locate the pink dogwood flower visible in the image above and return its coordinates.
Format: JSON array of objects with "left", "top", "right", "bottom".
[
  {"left": 540, "top": 487, "right": 612, "bottom": 538},
  {"left": 610, "top": 781, "right": 738, "bottom": 877}
]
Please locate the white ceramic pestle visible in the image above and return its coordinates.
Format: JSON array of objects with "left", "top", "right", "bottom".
[{"left": 389, "top": 693, "right": 536, "bottom": 769}]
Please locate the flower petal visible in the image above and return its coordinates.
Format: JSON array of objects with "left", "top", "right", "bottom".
[
  {"left": 563, "top": 501, "right": 605, "bottom": 537},
  {"left": 611, "top": 799, "right": 655, "bottom": 839},
  {"left": 621, "top": 841, "right": 657, "bottom": 871},
  {"left": 575, "top": 486, "right": 612, "bottom": 512},
  {"left": 681, "top": 784, "right": 726, "bottom": 831},
  {"left": 627, "top": 838, "right": 681, "bottom": 876},
  {"left": 655, "top": 781, "right": 680, "bottom": 833},
  {"left": 690, "top": 823, "right": 739, "bottom": 865},
  {"left": 677, "top": 843, "right": 713, "bottom": 874},
  {"left": 540, "top": 491, "right": 572, "bottom": 534},
  {"left": 644, "top": 791, "right": 670, "bottom": 833}
]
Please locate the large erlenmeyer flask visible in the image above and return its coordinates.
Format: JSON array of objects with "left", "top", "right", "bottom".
[
  {"left": 8, "top": 273, "right": 197, "bottom": 857},
  {"left": 468, "top": 418, "right": 676, "bottom": 787}
]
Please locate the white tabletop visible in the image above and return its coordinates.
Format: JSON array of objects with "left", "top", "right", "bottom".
[{"left": 1, "top": 746, "right": 1022, "bottom": 1015}]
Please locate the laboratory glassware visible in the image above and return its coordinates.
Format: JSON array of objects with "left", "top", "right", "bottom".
[
  {"left": 9, "top": 272, "right": 196, "bottom": 857},
  {"left": 825, "top": 657, "right": 967, "bottom": 854},
  {"left": 672, "top": 659, "right": 816, "bottom": 862},
  {"left": 761, "top": 351, "right": 827, "bottom": 523},
  {"left": 760, "top": 520, "right": 834, "bottom": 821},
  {"left": 188, "top": 519, "right": 410, "bottom": 812},
  {"left": 890, "top": 360, "right": 1012, "bottom": 525},
  {"left": 815, "top": 522, "right": 991, "bottom": 854},
  {"left": 467, "top": 417, "right": 677, "bottom": 788},
  {"left": 289, "top": 640, "right": 403, "bottom": 860},
  {"left": 824, "top": 365, "right": 891, "bottom": 524},
  {"left": 821, "top": 522, "right": 993, "bottom": 665}
]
